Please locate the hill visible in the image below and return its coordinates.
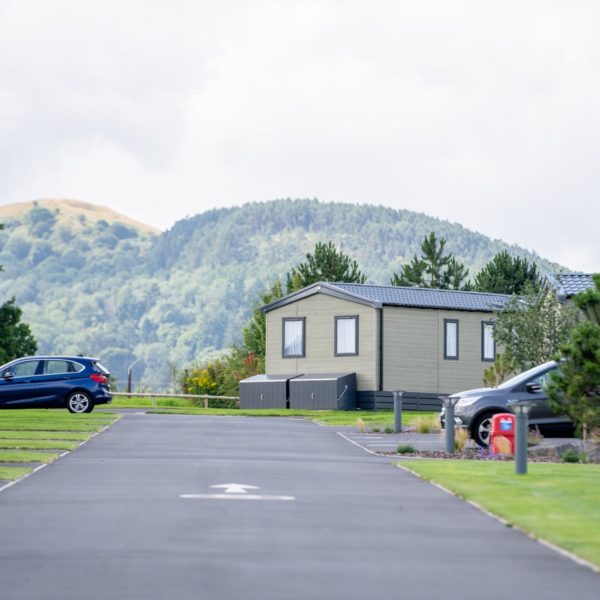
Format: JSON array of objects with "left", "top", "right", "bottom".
[
  {"left": 0, "top": 198, "right": 560, "bottom": 389},
  {"left": 0, "top": 199, "right": 158, "bottom": 234}
]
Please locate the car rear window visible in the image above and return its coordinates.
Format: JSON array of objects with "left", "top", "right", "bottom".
[{"left": 93, "top": 361, "right": 110, "bottom": 375}]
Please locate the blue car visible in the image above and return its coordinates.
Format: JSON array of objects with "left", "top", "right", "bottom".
[{"left": 0, "top": 356, "right": 112, "bottom": 413}]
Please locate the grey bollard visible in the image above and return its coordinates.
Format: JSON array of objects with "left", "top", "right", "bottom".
[
  {"left": 445, "top": 404, "right": 455, "bottom": 453},
  {"left": 393, "top": 390, "right": 403, "bottom": 433},
  {"left": 511, "top": 400, "right": 534, "bottom": 475},
  {"left": 515, "top": 412, "right": 529, "bottom": 475},
  {"left": 442, "top": 396, "right": 459, "bottom": 454}
]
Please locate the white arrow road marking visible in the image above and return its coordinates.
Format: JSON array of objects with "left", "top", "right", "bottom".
[
  {"left": 180, "top": 493, "right": 295, "bottom": 501},
  {"left": 181, "top": 483, "right": 295, "bottom": 501},
  {"left": 210, "top": 483, "right": 260, "bottom": 494}
]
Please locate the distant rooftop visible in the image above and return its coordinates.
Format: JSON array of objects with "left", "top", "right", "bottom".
[
  {"left": 545, "top": 273, "right": 596, "bottom": 300},
  {"left": 263, "top": 282, "right": 511, "bottom": 313}
]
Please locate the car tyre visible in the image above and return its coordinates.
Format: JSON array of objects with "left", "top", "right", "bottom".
[
  {"left": 471, "top": 412, "right": 498, "bottom": 448},
  {"left": 66, "top": 391, "right": 94, "bottom": 414}
]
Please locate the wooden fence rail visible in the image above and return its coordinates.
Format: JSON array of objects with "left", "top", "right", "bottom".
[{"left": 113, "top": 392, "right": 239, "bottom": 409}]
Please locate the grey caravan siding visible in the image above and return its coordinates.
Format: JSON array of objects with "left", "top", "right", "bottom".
[
  {"left": 265, "top": 293, "right": 379, "bottom": 391},
  {"left": 382, "top": 306, "right": 494, "bottom": 395}
]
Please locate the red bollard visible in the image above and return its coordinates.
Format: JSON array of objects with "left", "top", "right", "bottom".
[{"left": 490, "top": 413, "right": 516, "bottom": 455}]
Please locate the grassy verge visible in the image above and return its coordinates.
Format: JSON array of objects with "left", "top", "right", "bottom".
[
  {"left": 0, "top": 430, "right": 90, "bottom": 441},
  {"left": 109, "top": 395, "right": 436, "bottom": 427},
  {"left": 0, "top": 466, "right": 32, "bottom": 480},
  {"left": 0, "top": 409, "right": 119, "bottom": 483},
  {"left": 0, "top": 439, "right": 80, "bottom": 450},
  {"left": 403, "top": 460, "right": 600, "bottom": 568},
  {"left": 0, "top": 450, "right": 63, "bottom": 463},
  {"left": 125, "top": 405, "right": 433, "bottom": 428}
]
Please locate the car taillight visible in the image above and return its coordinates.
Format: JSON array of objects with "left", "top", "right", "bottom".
[{"left": 90, "top": 373, "right": 108, "bottom": 384}]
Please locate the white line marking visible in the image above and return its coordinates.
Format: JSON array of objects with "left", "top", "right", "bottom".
[
  {"left": 180, "top": 494, "right": 295, "bottom": 501},
  {"left": 211, "top": 483, "right": 259, "bottom": 494},
  {"left": 366, "top": 444, "right": 404, "bottom": 447},
  {"left": 366, "top": 441, "right": 444, "bottom": 447},
  {"left": 336, "top": 432, "right": 378, "bottom": 455}
]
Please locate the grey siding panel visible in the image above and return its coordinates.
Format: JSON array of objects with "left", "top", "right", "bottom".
[{"left": 383, "top": 306, "right": 495, "bottom": 395}]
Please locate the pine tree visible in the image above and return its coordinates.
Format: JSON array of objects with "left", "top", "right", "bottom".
[
  {"left": 473, "top": 251, "right": 541, "bottom": 295},
  {"left": 286, "top": 241, "right": 367, "bottom": 292},
  {"left": 390, "top": 232, "right": 470, "bottom": 290}
]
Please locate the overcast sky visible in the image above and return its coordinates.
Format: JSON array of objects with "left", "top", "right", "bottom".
[{"left": 1, "top": 1, "right": 598, "bottom": 271}]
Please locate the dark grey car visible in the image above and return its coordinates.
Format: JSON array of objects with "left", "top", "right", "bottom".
[{"left": 440, "top": 361, "right": 573, "bottom": 447}]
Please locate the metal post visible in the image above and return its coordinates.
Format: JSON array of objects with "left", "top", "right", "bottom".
[
  {"left": 515, "top": 412, "right": 528, "bottom": 474},
  {"left": 442, "top": 396, "right": 459, "bottom": 454},
  {"left": 393, "top": 390, "right": 403, "bottom": 433},
  {"left": 511, "top": 400, "right": 534, "bottom": 475},
  {"left": 126, "top": 359, "right": 139, "bottom": 394}
]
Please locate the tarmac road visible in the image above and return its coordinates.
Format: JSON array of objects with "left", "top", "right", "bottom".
[{"left": 0, "top": 413, "right": 598, "bottom": 599}]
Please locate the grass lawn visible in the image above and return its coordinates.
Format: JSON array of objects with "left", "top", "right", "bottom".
[
  {"left": 0, "top": 466, "right": 32, "bottom": 481},
  {"left": 146, "top": 406, "right": 434, "bottom": 428},
  {"left": 403, "top": 460, "right": 600, "bottom": 568},
  {"left": 0, "top": 439, "right": 80, "bottom": 450},
  {"left": 0, "top": 430, "right": 90, "bottom": 441},
  {"left": 0, "top": 411, "right": 116, "bottom": 432},
  {"left": 0, "top": 410, "right": 120, "bottom": 484},
  {"left": 109, "top": 396, "right": 436, "bottom": 428},
  {"left": 0, "top": 450, "right": 62, "bottom": 463}
]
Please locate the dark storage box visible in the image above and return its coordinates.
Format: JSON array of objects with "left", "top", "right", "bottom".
[
  {"left": 289, "top": 373, "right": 356, "bottom": 410},
  {"left": 239, "top": 374, "right": 303, "bottom": 409}
]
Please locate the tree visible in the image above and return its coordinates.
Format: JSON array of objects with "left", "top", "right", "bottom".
[
  {"left": 0, "top": 298, "right": 38, "bottom": 364},
  {"left": 238, "top": 242, "right": 366, "bottom": 365},
  {"left": 473, "top": 251, "right": 541, "bottom": 295},
  {"left": 286, "top": 241, "right": 367, "bottom": 292},
  {"left": 241, "top": 279, "right": 284, "bottom": 363},
  {"left": 390, "top": 232, "right": 470, "bottom": 290},
  {"left": 0, "top": 221, "right": 38, "bottom": 363},
  {"left": 482, "top": 353, "right": 512, "bottom": 387},
  {"left": 547, "top": 274, "right": 600, "bottom": 441},
  {"left": 492, "top": 286, "right": 577, "bottom": 374}
]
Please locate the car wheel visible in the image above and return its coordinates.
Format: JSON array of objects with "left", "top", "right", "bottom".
[
  {"left": 66, "top": 391, "right": 93, "bottom": 414},
  {"left": 471, "top": 412, "right": 497, "bottom": 447}
]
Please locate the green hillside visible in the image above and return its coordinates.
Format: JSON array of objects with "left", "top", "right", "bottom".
[{"left": 0, "top": 198, "right": 560, "bottom": 389}]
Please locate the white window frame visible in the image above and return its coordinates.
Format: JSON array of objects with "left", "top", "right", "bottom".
[
  {"left": 482, "top": 321, "right": 496, "bottom": 362},
  {"left": 282, "top": 317, "right": 305, "bottom": 358},
  {"left": 335, "top": 315, "right": 359, "bottom": 356},
  {"left": 444, "top": 319, "right": 459, "bottom": 360}
]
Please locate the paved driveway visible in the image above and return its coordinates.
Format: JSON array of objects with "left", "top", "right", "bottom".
[{"left": 0, "top": 414, "right": 597, "bottom": 599}]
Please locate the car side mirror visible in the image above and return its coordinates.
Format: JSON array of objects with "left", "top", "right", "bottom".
[
  {"left": 526, "top": 382, "right": 542, "bottom": 393},
  {"left": 2, "top": 370, "right": 14, "bottom": 379}
]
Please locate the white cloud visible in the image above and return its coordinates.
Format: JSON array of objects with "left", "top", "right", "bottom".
[{"left": 0, "top": 0, "right": 599, "bottom": 271}]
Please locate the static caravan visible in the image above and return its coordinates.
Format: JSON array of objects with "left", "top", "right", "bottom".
[{"left": 260, "top": 282, "right": 510, "bottom": 410}]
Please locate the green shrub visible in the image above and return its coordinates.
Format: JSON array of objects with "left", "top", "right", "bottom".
[
  {"left": 396, "top": 444, "right": 416, "bottom": 454},
  {"left": 560, "top": 448, "right": 589, "bottom": 463}
]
